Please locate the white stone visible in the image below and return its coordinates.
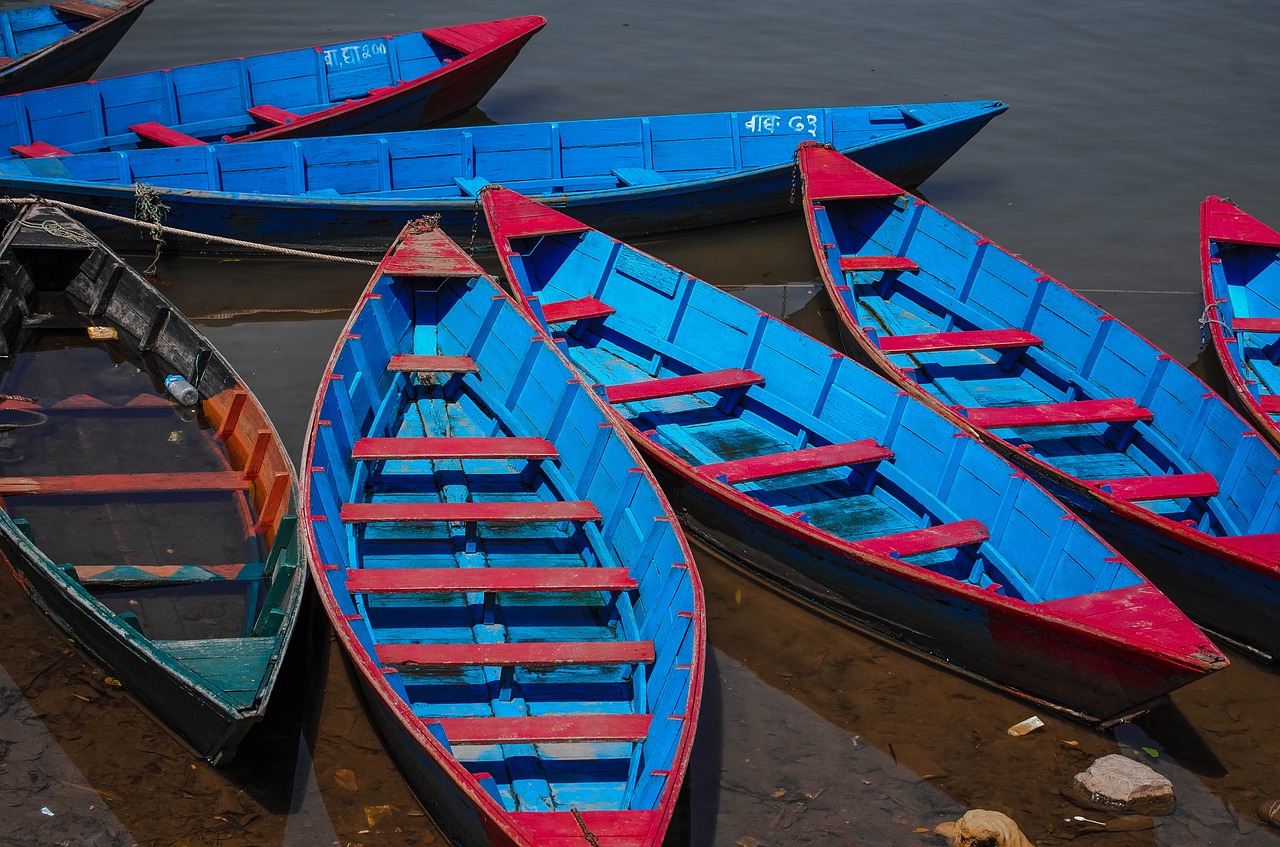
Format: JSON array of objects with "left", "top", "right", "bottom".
[{"left": 1071, "top": 754, "right": 1174, "bottom": 814}]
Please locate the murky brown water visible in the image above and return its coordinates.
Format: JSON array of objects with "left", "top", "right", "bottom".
[{"left": 3, "top": 0, "right": 1280, "bottom": 845}]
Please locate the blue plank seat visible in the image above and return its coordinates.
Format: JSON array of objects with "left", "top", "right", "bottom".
[
  {"left": 352, "top": 436, "right": 558, "bottom": 461},
  {"left": 246, "top": 105, "right": 302, "bottom": 126},
  {"left": 611, "top": 167, "right": 667, "bottom": 186},
  {"left": 853, "top": 518, "right": 991, "bottom": 559},
  {"left": 387, "top": 353, "right": 479, "bottom": 374},
  {"left": 962, "top": 398, "right": 1154, "bottom": 429},
  {"left": 697, "top": 438, "right": 894, "bottom": 484},
  {"left": 1087, "top": 472, "right": 1219, "bottom": 502},
  {"left": 128, "top": 122, "right": 208, "bottom": 147},
  {"left": 11, "top": 141, "right": 71, "bottom": 159},
  {"left": 604, "top": 368, "right": 764, "bottom": 405},
  {"left": 51, "top": 0, "right": 115, "bottom": 19},
  {"left": 876, "top": 328, "right": 1042, "bottom": 355},
  {"left": 540, "top": 296, "right": 615, "bottom": 324}
]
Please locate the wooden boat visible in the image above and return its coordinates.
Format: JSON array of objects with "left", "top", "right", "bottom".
[
  {"left": 0, "top": 0, "right": 154, "bottom": 96},
  {"left": 0, "top": 99, "right": 1007, "bottom": 253},
  {"left": 1200, "top": 196, "right": 1280, "bottom": 451},
  {"left": 300, "top": 218, "right": 704, "bottom": 846},
  {"left": 480, "top": 185, "right": 1227, "bottom": 725},
  {"left": 799, "top": 142, "right": 1280, "bottom": 661},
  {"left": 0, "top": 15, "right": 546, "bottom": 158},
  {"left": 0, "top": 203, "right": 306, "bottom": 763}
]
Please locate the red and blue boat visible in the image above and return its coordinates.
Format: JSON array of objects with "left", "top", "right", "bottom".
[
  {"left": 481, "top": 185, "right": 1226, "bottom": 725},
  {"left": 300, "top": 219, "right": 704, "bottom": 846},
  {"left": 0, "top": 0, "right": 154, "bottom": 96},
  {"left": 0, "top": 15, "right": 545, "bottom": 157},
  {"left": 1200, "top": 196, "right": 1280, "bottom": 451},
  {"left": 0, "top": 99, "right": 1006, "bottom": 253},
  {"left": 800, "top": 142, "right": 1280, "bottom": 661}
]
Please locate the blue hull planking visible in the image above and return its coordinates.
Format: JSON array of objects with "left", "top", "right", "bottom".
[
  {"left": 301, "top": 222, "right": 703, "bottom": 847},
  {"left": 0, "top": 1, "right": 155, "bottom": 96},
  {"left": 482, "top": 186, "right": 1226, "bottom": 725},
  {"left": 0, "top": 16, "right": 545, "bottom": 156},
  {"left": 0, "top": 100, "right": 1007, "bottom": 253},
  {"left": 801, "top": 144, "right": 1280, "bottom": 661}
]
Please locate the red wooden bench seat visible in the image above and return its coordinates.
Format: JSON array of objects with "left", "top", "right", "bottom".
[
  {"left": 876, "top": 328, "right": 1042, "bottom": 354},
  {"left": 838, "top": 255, "right": 920, "bottom": 273},
  {"left": 387, "top": 354, "right": 479, "bottom": 374},
  {"left": 11, "top": 141, "right": 71, "bottom": 158},
  {"left": 0, "top": 470, "right": 247, "bottom": 497},
  {"left": 1232, "top": 317, "right": 1280, "bottom": 334},
  {"left": 605, "top": 368, "right": 763, "bottom": 405},
  {"left": 511, "top": 810, "right": 658, "bottom": 843},
  {"left": 377, "top": 640, "right": 656, "bottom": 667},
  {"left": 1219, "top": 532, "right": 1280, "bottom": 558},
  {"left": 1088, "top": 472, "right": 1219, "bottom": 502},
  {"left": 429, "top": 713, "right": 652, "bottom": 744},
  {"left": 346, "top": 566, "right": 637, "bottom": 594},
  {"left": 541, "top": 296, "right": 615, "bottom": 324},
  {"left": 697, "top": 439, "right": 893, "bottom": 484},
  {"left": 1258, "top": 394, "right": 1280, "bottom": 414},
  {"left": 341, "top": 500, "right": 600, "bottom": 524},
  {"left": 51, "top": 0, "right": 114, "bottom": 20},
  {"left": 854, "top": 518, "right": 990, "bottom": 559},
  {"left": 352, "top": 436, "right": 557, "bottom": 461},
  {"left": 246, "top": 104, "right": 302, "bottom": 126},
  {"left": 129, "top": 121, "right": 207, "bottom": 147},
  {"left": 963, "top": 398, "right": 1154, "bottom": 429}
]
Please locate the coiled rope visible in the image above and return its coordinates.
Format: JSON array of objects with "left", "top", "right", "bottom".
[{"left": 0, "top": 192, "right": 378, "bottom": 267}]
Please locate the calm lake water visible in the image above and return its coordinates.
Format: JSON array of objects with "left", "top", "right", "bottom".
[{"left": 2, "top": 0, "right": 1280, "bottom": 845}]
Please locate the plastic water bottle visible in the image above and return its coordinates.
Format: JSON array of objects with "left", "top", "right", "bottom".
[{"left": 164, "top": 374, "right": 199, "bottom": 406}]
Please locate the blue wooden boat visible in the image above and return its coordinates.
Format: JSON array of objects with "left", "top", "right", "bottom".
[
  {"left": 0, "top": 203, "right": 306, "bottom": 763},
  {"left": 800, "top": 142, "right": 1280, "bottom": 661},
  {"left": 1200, "top": 196, "right": 1280, "bottom": 452},
  {"left": 0, "top": 0, "right": 154, "bottom": 96},
  {"left": 0, "top": 99, "right": 1007, "bottom": 253},
  {"left": 480, "top": 186, "right": 1227, "bottom": 725},
  {"left": 301, "top": 219, "right": 704, "bottom": 846},
  {"left": 0, "top": 15, "right": 546, "bottom": 158}
]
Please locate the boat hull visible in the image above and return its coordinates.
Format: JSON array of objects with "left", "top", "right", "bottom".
[
  {"left": 0, "top": 1, "right": 154, "bottom": 96},
  {"left": 0, "top": 103, "right": 1004, "bottom": 253}
]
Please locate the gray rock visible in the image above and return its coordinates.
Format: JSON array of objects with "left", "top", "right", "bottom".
[{"left": 1068, "top": 754, "right": 1175, "bottom": 816}]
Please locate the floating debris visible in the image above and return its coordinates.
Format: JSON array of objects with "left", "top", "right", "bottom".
[{"left": 1006, "top": 716, "right": 1044, "bottom": 737}]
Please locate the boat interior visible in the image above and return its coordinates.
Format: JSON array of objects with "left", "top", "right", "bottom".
[
  {"left": 810, "top": 193, "right": 1280, "bottom": 547},
  {"left": 499, "top": 221, "right": 1144, "bottom": 605},
  {"left": 306, "top": 261, "right": 697, "bottom": 816}
]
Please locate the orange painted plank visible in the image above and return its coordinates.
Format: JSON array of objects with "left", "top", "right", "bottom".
[
  {"left": 387, "top": 354, "right": 478, "bottom": 373},
  {"left": 0, "top": 471, "right": 247, "bottom": 497}
]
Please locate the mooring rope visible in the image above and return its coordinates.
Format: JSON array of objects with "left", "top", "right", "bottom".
[{"left": 0, "top": 193, "right": 379, "bottom": 267}]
